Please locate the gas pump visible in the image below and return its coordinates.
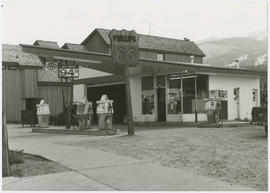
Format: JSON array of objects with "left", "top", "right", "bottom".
[
  {"left": 74, "top": 98, "right": 93, "bottom": 130},
  {"left": 204, "top": 98, "right": 221, "bottom": 123},
  {"left": 96, "top": 95, "right": 114, "bottom": 130}
]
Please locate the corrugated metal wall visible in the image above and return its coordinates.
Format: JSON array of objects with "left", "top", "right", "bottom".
[
  {"left": 3, "top": 67, "right": 68, "bottom": 122},
  {"left": 2, "top": 69, "right": 23, "bottom": 122},
  {"left": 22, "top": 69, "right": 39, "bottom": 98},
  {"left": 38, "top": 85, "right": 67, "bottom": 116}
]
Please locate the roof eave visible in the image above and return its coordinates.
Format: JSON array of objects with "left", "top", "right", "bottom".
[
  {"left": 81, "top": 28, "right": 99, "bottom": 45},
  {"left": 141, "top": 58, "right": 267, "bottom": 77}
]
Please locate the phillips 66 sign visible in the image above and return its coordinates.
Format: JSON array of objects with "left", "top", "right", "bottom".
[{"left": 109, "top": 29, "right": 140, "bottom": 67}]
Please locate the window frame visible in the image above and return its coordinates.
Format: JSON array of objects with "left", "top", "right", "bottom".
[
  {"left": 141, "top": 76, "right": 155, "bottom": 115},
  {"left": 157, "top": 53, "right": 165, "bottom": 61}
]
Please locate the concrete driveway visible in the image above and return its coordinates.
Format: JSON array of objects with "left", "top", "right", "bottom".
[{"left": 3, "top": 124, "right": 255, "bottom": 191}]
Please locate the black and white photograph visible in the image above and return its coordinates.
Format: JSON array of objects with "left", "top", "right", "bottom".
[{"left": 1, "top": 0, "right": 268, "bottom": 191}]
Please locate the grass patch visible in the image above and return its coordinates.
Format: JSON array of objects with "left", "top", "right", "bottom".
[
  {"left": 59, "top": 126, "right": 267, "bottom": 190},
  {"left": 8, "top": 150, "right": 70, "bottom": 177}
]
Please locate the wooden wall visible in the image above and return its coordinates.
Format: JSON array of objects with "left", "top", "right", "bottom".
[
  {"left": 140, "top": 50, "right": 157, "bottom": 60},
  {"left": 22, "top": 69, "right": 39, "bottom": 98},
  {"left": 84, "top": 32, "right": 109, "bottom": 53},
  {"left": 139, "top": 50, "right": 203, "bottom": 64},
  {"left": 38, "top": 85, "right": 66, "bottom": 116},
  {"left": 2, "top": 69, "right": 23, "bottom": 122},
  {"left": 166, "top": 53, "right": 203, "bottom": 64},
  {"left": 83, "top": 32, "right": 204, "bottom": 64},
  {"left": 3, "top": 66, "right": 66, "bottom": 122}
]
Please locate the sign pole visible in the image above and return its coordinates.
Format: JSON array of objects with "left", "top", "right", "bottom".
[
  {"left": 57, "top": 59, "right": 79, "bottom": 129},
  {"left": 109, "top": 29, "right": 139, "bottom": 136},
  {"left": 65, "top": 77, "right": 71, "bottom": 129},
  {"left": 125, "top": 67, "right": 134, "bottom": 136},
  {"left": 70, "top": 63, "right": 75, "bottom": 127},
  {"left": 2, "top": 73, "right": 9, "bottom": 176},
  {"left": 2, "top": 111, "right": 10, "bottom": 177}
]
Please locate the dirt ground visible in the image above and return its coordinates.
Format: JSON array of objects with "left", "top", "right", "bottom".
[
  {"left": 9, "top": 152, "right": 70, "bottom": 177},
  {"left": 59, "top": 125, "right": 267, "bottom": 190}
]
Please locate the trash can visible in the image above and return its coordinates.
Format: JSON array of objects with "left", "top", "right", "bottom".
[
  {"left": 36, "top": 100, "right": 50, "bottom": 128},
  {"left": 96, "top": 95, "right": 114, "bottom": 130}
]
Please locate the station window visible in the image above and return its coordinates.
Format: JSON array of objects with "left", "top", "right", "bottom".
[
  {"left": 167, "top": 74, "right": 182, "bottom": 114},
  {"left": 7, "top": 66, "right": 17, "bottom": 70},
  {"left": 142, "top": 76, "right": 154, "bottom": 114},
  {"left": 182, "top": 78, "right": 195, "bottom": 113},
  {"left": 157, "top": 53, "right": 165, "bottom": 61},
  {"left": 167, "top": 74, "right": 209, "bottom": 114},
  {"left": 196, "top": 75, "right": 209, "bottom": 113}
]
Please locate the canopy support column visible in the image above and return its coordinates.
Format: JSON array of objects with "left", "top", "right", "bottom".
[
  {"left": 125, "top": 67, "right": 134, "bottom": 136},
  {"left": 195, "top": 76, "right": 198, "bottom": 123}
]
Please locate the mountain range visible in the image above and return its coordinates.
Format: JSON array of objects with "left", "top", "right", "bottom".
[{"left": 197, "top": 31, "right": 267, "bottom": 71}]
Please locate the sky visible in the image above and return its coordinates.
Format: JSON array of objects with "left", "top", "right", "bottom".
[{"left": 1, "top": 1, "right": 268, "bottom": 46}]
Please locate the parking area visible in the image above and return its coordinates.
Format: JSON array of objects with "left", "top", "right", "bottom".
[{"left": 57, "top": 125, "right": 268, "bottom": 190}]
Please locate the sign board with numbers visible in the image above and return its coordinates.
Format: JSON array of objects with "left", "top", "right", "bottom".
[{"left": 58, "top": 64, "right": 79, "bottom": 78}]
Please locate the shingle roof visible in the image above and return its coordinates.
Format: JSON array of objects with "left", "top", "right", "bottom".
[
  {"left": 83, "top": 28, "right": 205, "bottom": 57},
  {"left": 2, "top": 44, "right": 42, "bottom": 67},
  {"left": 62, "top": 43, "right": 87, "bottom": 51},
  {"left": 34, "top": 40, "right": 60, "bottom": 49}
]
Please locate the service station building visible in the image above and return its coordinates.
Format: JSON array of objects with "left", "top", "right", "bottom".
[
  {"left": 72, "top": 29, "right": 263, "bottom": 123},
  {"left": 4, "top": 28, "right": 266, "bottom": 124}
]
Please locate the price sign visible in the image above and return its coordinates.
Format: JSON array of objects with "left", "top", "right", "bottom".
[{"left": 58, "top": 65, "right": 79, "bottom": 78}]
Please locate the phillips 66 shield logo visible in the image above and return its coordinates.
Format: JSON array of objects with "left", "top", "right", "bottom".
[
  {"left": 44, "top": 59, "right": 57, "bottom": 71},
  {"left": 109, "top": 29, "right": 140, "bottom": 67}
]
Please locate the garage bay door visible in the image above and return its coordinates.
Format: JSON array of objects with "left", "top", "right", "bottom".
[{"left": 87, "top": 84, "right": 126, "bottom": 124}]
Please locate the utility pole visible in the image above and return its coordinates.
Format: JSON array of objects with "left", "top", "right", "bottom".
[
  {"left": 147, "top": 22, "right": 151, "bottom": 35},
  {"left": 141, "top": 21, "right": 156, "bottom": 35}
]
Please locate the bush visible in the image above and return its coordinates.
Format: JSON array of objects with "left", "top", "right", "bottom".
[{"left": 9, "top": 150, "right": 24, "bottom": 165}]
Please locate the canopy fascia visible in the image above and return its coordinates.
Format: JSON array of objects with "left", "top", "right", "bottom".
[
  {"left": 20, "top": 44, "right": 124, "bottom": 75},
  {"left": 20, "top": 44, "right": 267, "bottom": 78}
]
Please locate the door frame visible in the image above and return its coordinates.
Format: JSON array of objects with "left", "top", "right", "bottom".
[
  {"left": 234, "top": 87, "right": 240, "bottom": 119},
  {"left": 157, "top": 87, "right": 166, "bottom": 121}
]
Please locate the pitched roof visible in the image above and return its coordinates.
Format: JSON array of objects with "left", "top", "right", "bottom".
[
  {"left": 2, "top": 44, "right": 42, "bottom": 67},
  {"left": 34, "top": 40, "right": 60, "bottom": 49},
  {"left": 62, "top": 43, "right": 87, "bottom": 51},
  {"left": 82, "top": 28, "right": 205, "bottom": 57}
]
